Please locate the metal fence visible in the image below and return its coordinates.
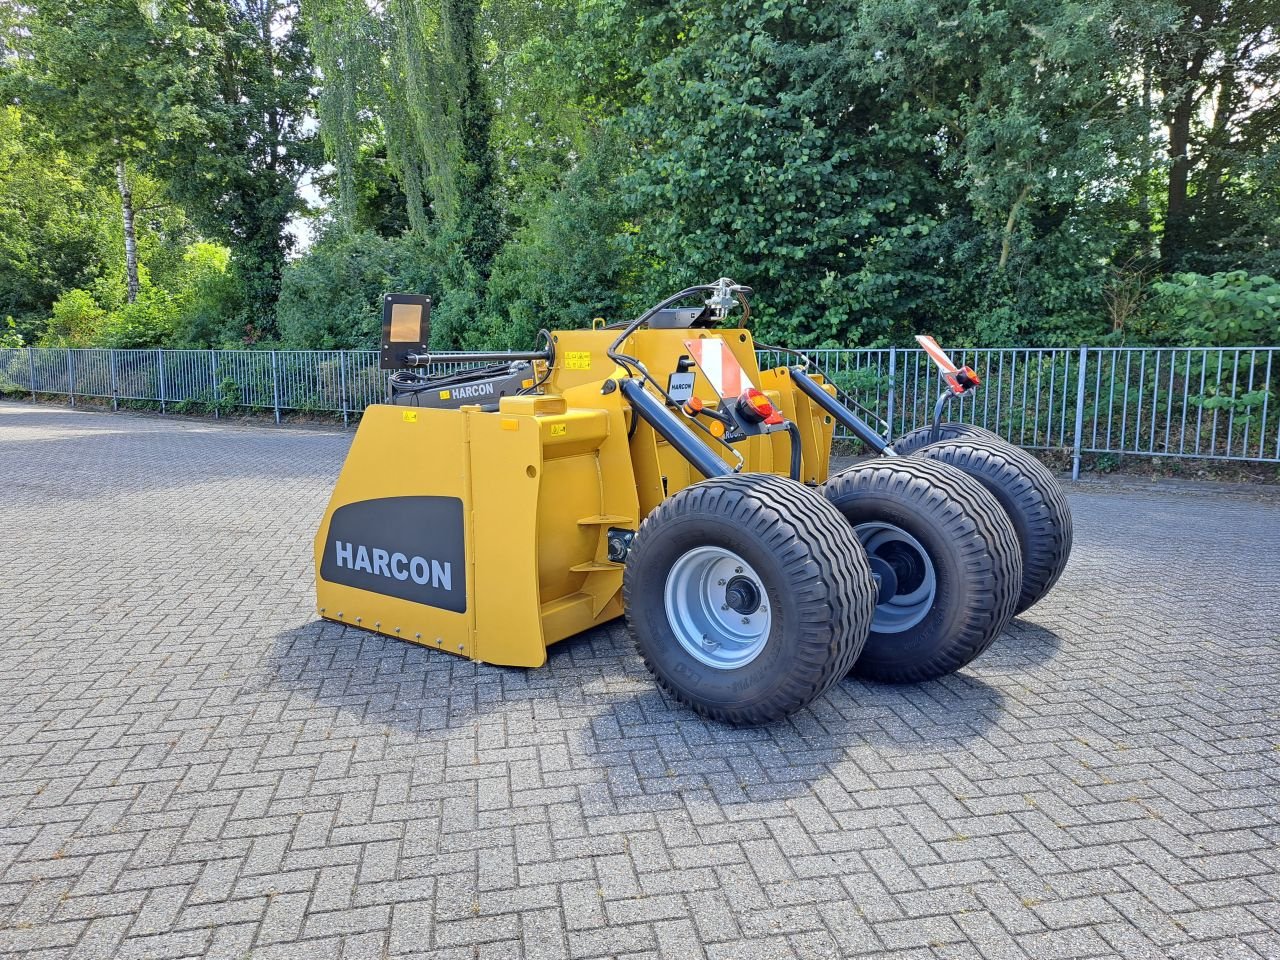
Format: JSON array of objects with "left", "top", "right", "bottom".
[{"left": 1, "top": 345, "right": 1276, "bottom": 476}]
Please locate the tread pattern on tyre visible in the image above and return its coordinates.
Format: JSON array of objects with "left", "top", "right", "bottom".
[
  {"left": 824, "top": 457, "right": 1021, "bottom": 682},
  {"left": 890, "top": 422, "right": 1004, "bottom": 457},
  {"left": 913, "top": 436, "right": 1073, "bottom": 614},
  {"left": 624, "top": 474, "right": 877, "bottom": 725}
]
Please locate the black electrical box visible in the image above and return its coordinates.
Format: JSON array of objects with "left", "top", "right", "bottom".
[{"left": 380, "top": 294, "right": 432, "bottom": 370}]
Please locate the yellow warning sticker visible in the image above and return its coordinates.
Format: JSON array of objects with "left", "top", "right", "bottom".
[
  {"left": 565, "top": 351, "right": 592, "bottom": 370},
  {"left": 550, "top": 423, "right": 567, "bottom": 437},
  {"left": 439, "top": 390, "right": 451, "bottom": 400},
  {"left": 401, "top": 410, "right": 418, "bottom": 423}
]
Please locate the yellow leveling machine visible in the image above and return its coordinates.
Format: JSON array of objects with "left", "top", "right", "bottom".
[{"left": 315, "top": 280, "right": 1072, "bottom": 723}]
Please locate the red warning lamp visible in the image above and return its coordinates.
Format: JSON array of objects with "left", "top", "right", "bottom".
[{"left": 738, "top": 388, "right": 783, "bottom": 425}]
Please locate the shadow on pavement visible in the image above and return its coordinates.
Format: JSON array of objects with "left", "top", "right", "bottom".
[
  {"left": 982, "top": 617, "right": 1065, "bottom": 668},
  {"left": 262, "top": 617, "right": 1011, "bottom": 811}
]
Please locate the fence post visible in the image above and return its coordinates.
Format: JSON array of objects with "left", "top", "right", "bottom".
[
  {"left": 28, "top": 347, "right": 36, "bottom": 401},
  {"left": 210, "top": 350, "right": 219, "bottom": 419},
  {"left": 66, "top": 348, "right": 75, "bottom": 407},
  {"left": 339, "top": 350, "right": 349, "bottom": 428},
  {"left": 271, "top": 350, "right": 281, "bottom": 425},
  {"left": 110, "top": 349, "right": 119, "bottom": 411},
  {"left": 886, "top": 347, "right": 896, "bottom": 442},
  {"left": 1072, "top": 345, "right": 1087, "bottom": 480},
  {"left": 157, "top": 348, "right": 166, "bottom": 414}
]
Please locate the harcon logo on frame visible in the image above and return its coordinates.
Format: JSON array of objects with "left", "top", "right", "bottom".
[
  {"left": 332, "top": 541, "right": 452, "bottom": 590},
  {"left": 320, "top": 496, "right": 467, "bottom": 612}
]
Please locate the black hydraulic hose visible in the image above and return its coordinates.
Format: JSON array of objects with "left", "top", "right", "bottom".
[
  {"left": 606, "top": 284, "right": 717, "bottom": 375},
  {"left": 390, "top": 362, "right": 514, "bottom": 393},
  {"left": 785, "top": 421, "right": 802, "bottom": 481},
  {"left": 516, "top": 330, "right": 555, "bottom": 396},
  {"left": 930, "top": 389, "right": 954, "bottom": 443}
]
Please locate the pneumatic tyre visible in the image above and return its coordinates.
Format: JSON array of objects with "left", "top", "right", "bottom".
[
  {"left": 624, "top": 474, "right": 877, "bottom": 725},
  {"left": 889, "top": 422, "right": 1004, "bottom": 457},
  {"left": 823, "top": 458, "right": 1021, "bottom": 682},
  {"left": 912, "top": 436, "right": 1072, "bottom": 615}
]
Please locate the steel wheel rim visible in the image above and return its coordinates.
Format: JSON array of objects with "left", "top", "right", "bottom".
[
  {"left": 663, "top": 546, "right": 772, "bottom": 669},
  {"left": 855, "top": 522, "right": 936, "bottom": 633}
]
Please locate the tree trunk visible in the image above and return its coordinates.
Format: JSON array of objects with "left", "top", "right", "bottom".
[
  {"left": 1162, "top": 98, "right": 1194, "bottom": 266},
  {"left": 1158, "top": 1, "right": 1213, "bottom": 267},
  {"left": 998, "top": 185, "right": 1031, "bottom": 272},
  {"left": 262, "top": 0, "right": 279, "bottom": 174},
  {"left": 116, "top": 157, "right": 140, "bottom": 303},
  {"left": 1200, "top": 67, "right": 1236, "bottom": 218},
  {"left": 1138, "top": 64, "right": 1153, "bottom": 253}
]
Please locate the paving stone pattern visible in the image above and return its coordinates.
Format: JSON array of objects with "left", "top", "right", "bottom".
[{"left": 1, "top": 401, "right": 1278, "bottom": 960}]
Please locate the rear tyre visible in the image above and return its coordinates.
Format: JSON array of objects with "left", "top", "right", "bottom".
[
  {"left": 824, "top": 458, "right": 1021, "bottom": 682},
  {"left": 912, "top": 437, "right": 1072, "bottom": 615},
  {"left": 889, "top": 422, "right": 1004, "bottom": 457},
  {"left": 624, "top": 474, "right": 877, "bottom": 724}
]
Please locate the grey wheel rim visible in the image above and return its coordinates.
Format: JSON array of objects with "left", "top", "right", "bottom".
[
  {"left": 855, "top": 522, "right": 936, "bottom": 633},
  {"left": 663, "top": 546, "right": 772, "bottom": 669}
]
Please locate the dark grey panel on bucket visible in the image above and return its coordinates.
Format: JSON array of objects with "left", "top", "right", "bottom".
[{"left": 320, "top": 496, "right": 466, "bottom": 613}]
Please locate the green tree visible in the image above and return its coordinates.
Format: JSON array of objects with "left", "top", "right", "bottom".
[
  {"left": 162, "top": 0, "right": 315, "bottom": 342},
  {"left": 1144, "top": 0, "right": 1280, "bottom": 268},
  {"left": 482, "top": 129, "right": 637, "bottom": 347},
  {"left": 0, "top": 106, "right": 112, "bottom": 340},
  {"left": 277, "top": 230, "right": 439, "bottom": 349},
  {"left": 598, "top": 0, "right": 951, "bottom": 345},
  {"left": 6, "top": 0, "right": 213, "bottom": 304}
]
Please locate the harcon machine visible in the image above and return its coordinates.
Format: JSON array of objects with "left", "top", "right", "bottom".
[{"left": 315, "top": 279, "right": 1072, "bottom": 724}]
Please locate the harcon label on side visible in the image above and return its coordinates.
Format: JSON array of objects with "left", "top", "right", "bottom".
[{"left": 320, "top": 496, "right": 466, "bottom": 613}]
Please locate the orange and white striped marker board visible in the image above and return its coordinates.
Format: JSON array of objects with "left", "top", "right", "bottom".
[
  {"left": 683, "top": 337, "right": 756, "bottom": 399},
  {"left": 915, "top": 335, "right": 976, "bottom": 395}
]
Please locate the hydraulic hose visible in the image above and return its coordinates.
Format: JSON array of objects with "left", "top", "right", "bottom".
[{"left": 785, "top": 421, "right": 802, "bottom": 482}]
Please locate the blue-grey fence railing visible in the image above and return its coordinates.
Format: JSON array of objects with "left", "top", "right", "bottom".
[{"left": 1, "top": 346, "right": 1276, "bottom": 476}]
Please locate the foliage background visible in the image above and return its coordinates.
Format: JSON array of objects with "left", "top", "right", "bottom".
[{"left": 1, "top": 0, "right": 1276, "bottom": 351}]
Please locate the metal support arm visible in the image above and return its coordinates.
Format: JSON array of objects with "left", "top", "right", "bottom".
[
  {"left": 618, "top": 378, "right": 733, "bottom": 480},
  {"left": 790, "top": 367, "right": 894, "bottom": 455}
]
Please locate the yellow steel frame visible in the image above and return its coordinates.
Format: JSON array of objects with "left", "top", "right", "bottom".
[{"left": 314, "top": 326, "right": 839, "bottom": 667}]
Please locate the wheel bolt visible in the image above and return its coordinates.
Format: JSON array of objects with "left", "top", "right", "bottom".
[
  {"left": 741, "top": 616, "right": 750, "bottom": 624},
  {"left": 734, "top": 566, "right": 743, "bottom": 574},
  {"left": 717, "top": 578, "right": 726, "bottom": 586},
  {"left": 721, "top": 604, "right": 729, "bottom": 610}
]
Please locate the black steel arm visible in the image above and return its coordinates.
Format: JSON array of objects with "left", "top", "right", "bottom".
[
  {"left": 618, "top": 378, "right": 733, "bottom": 480},
  {"left": 790, "top": 367, "right": 895, "bottom": 455},
  {"left": 403, "top": 349, "right": 550, "bottom": 366}
]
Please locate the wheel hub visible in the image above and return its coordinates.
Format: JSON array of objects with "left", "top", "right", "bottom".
[
  {"left": 663, "top": 547, "right": 771, "bottom": 670},
  {"left": 854, "top": 522, "right": 937, "bottom": 633},
  {"left": 724, "top": 575, "right": 761, "bottom": 615},
  {"left": 866, "top": 555, "right": 898, "bottom": 605}
]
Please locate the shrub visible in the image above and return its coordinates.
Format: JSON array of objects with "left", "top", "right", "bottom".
[
  {"left": 45, "top": 288, "right": 106, "bottom": 344},
  {"left": 1145, "top": 271, "right": 1280, "bottom": 346},
  {"left": 95, "top": 287, "right": 180, "bottom": 348},
  {"left": 170, "top": 242, "right": 244, "bottom": 347},
  {"left": 1, "top": 315, "right": 24, "bottom": 348},
  {"left": 276, "top": 231, "right": 438, "bottom": 350}
]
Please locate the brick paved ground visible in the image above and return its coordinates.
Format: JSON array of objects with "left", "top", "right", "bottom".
[{"left": 1, "top": 400, "right": 1278, "bottom": 960}]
